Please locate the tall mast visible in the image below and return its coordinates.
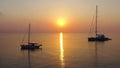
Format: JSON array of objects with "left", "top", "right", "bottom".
[
  {"left": 95, "top": 5, "right": 98, "bottom": 36},
  {"left": 28, "top": 24, "right": 31, "bottom": 44}
]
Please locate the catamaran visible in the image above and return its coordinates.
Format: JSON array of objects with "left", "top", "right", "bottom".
[{"left": 88, "top": 5, "right": 111, "bottom": 41}]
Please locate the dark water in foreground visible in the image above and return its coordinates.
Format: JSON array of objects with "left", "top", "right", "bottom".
[{"left": 0, "top": 33, "right": 120, "bottom": 68}]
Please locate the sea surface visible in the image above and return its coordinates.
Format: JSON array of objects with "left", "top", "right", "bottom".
[{"left": 0, "top": 33, "right": 120, "bottom": 68}]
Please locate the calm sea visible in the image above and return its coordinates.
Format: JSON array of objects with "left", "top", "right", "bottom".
[{"left": 0, "top": 33, "right": 120, "bottom": 68}]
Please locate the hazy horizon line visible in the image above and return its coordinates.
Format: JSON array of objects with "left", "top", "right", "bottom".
[{"left": 0, "top": 31, "right": 119, "bottom": 34}]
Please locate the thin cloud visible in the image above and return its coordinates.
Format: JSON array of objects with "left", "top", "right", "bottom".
[{"left": 0, "top": 12, "right": 4, "bottom": 16}]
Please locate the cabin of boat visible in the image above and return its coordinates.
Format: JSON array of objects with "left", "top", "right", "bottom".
[
  {"left": 88, "top": 34, "right": 111, "bottom": 41},
  {"left": 21, "top": 43, "right": 42, "bottom": 49}
]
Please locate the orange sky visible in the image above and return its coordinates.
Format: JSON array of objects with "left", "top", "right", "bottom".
[{"left": 0, "top": 0, "right": 120, "bottom": 33}]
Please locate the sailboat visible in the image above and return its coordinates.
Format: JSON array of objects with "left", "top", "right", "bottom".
[
  {"left": 88, "top": 5, "right": 111, "bottom": 41},
  {"left": 21, "top": 24, "right": 42, "bottom": 49}
]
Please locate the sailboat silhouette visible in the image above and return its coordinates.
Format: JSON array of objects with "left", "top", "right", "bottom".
[
  {"left": 88, "top": 5, "right": 111, "bottom": 41},
  {"left": 21, "top": 24, "right": 42, "bottom": 49}
]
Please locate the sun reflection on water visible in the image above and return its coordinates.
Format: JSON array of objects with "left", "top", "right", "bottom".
[{"left": 60, "top": 32, "right": 65, "bottom": 68}]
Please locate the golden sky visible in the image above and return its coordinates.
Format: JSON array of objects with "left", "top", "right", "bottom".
[{"left": 0, "top": 0, "right": 120, "bottom": 33}]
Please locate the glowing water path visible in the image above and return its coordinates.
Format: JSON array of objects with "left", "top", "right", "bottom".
[{"left": 60, "top": 32, "right": 65, "bottom": 68}]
